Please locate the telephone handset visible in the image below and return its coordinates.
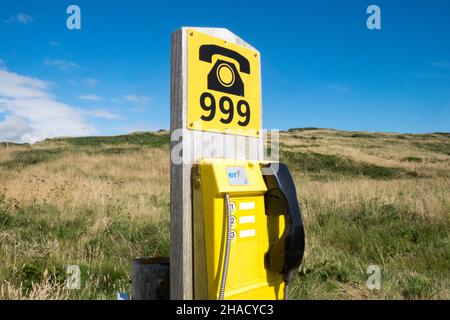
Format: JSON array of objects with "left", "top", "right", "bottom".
[
  {"left": 199, "top": 44, "right": 250, "bottom": 97},
  {"left": 262, "top": 162, "right": 305, "bottom": 282},
  {"left": 199, "top": 44, "right": 250, "bottom": 73}
]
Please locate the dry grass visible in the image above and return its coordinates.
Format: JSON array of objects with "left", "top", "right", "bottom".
[
  {"left": 0, "top": 270, "right": 69, "bottom": 300},
  {"left": 0, "top": 129, "right": 449, "bottom": 299}
]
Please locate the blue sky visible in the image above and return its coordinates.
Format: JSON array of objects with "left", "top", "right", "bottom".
[{"left": 1, "top": 0, "right": 449, "bottom": 142}]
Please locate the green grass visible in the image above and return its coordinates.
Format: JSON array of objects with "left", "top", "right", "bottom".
[
  {"left": 83, "top": 146, "right": 142, "bottom": 156},
  {"left": 281, "top": 150, "right": 419, "bottom": 180},
  {"left": 59, "top": 132, "right": 169, "bottom": 148},
  {"left": 1, "top": 148, "right": 65, "bottom": 169},
  {"left": 0, "top": 193, "right": 170, "bottom": 299},
  {"left": 289, "top": 201, "right": 450, "bottom": 299},
  {"left": 350, "top": 133, "right": 378, "bottom": 139},
  {"left": 414, "top": 141, "right": 450, "bottom": 155}
]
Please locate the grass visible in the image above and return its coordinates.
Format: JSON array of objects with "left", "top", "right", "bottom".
[
  {"left": 414, "top": 141, "right": 450, "bottom": 155},
  {"left": 401, "top": 156, "right": 423, "bottom": 163},
  {"left": 0, "top": 128, "right": 449, "bottom": 299},
  {"left": 59, "top": 131, "right": 169, "bottom": 148},
  {"left": 350, "top": 133, "right": 378, "bottom": 139},
  {"left": 281, "top": 150, "right": 419, "bottom": 180},
  {"left": 0, "top": 148, "right": 65, "bottom": 169}
]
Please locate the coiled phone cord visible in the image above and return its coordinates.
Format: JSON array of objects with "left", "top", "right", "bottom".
[{"left": 219, "top": 193, "right": 232, "bottom": 300}]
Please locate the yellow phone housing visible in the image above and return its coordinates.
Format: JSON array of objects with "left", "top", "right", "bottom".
[{"left": 193, "top": 158, "right": 285, "bottom": 300}]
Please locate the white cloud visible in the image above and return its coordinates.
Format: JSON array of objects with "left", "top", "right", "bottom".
[
  {"left": 130, "top": 107, "right": 147, "bottom": 113},
  {"left": 0, "top": 115, "right": 34, "bottom": 142},
  {"left": 49, "top": 40, "right": 60, "bottom": 47},
  {"left": 78, "top": 94, "right": 102, "bottom": 101},
  {"left": 326, "top": 83, "right": 351, "bottom": 94},
  {"left": 17, "top": 13, "right": 34, "bottom": 25},
  {"left": 3, "top": 16, "right": 14, "bottom": 23},
  {"left": 123, "top": 94, "right": 150, "bottom": 103},
  {"left": 431, "top": 61, "right": 450, "bottom": 70},
  {"left": 4, "top": 13, "right": 34, "bottom": 25},
  {"left": 0, "top": 68, "right": 96, "bottom": 143},
  {"left": 84, "top": 78, "right": 99, "bottom": 88},
  {"left": 0, "top": 70, "right": 50, "bottom": 99},
  {"left": 81, "top": 109, "right": 122, "bottom": 120},
  {"left": 44, "top": 59, "right": 79, "bottom": 70}
]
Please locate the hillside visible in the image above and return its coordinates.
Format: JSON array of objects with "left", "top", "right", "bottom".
[{"left": 0, "top": 129, "right": 449, "bottom": 299}]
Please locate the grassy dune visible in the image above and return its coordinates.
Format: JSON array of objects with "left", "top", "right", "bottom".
[{"left": 0, "top": 129, "right": 449, "bottom": 299}]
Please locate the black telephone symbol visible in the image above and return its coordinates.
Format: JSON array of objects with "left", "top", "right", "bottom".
[{"left": 199, "top": 44, "right": 250, "bottom": 97}]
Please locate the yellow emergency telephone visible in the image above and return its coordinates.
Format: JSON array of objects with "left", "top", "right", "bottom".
[{"left": 192, "top": 159, "right": 305, "bottom": 300}]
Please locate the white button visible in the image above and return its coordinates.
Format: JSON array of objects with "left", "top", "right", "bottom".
[
  {"left": 239, "top": 202, "right": 255, "bottom": 210},
  {"left": 239, "top": 229, "right": 256, "bottom": 238},
  {"left": 239, "top": 215, "right": 255, "bottom": 224}
]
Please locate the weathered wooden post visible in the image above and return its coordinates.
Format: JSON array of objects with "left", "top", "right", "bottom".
[{"left": 170, "top": 27, "right": 263, "bottom": 299}]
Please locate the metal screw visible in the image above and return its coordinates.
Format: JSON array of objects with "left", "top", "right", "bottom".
[{"left": 189, "top": 32, "right": 193, "bottom": 36}]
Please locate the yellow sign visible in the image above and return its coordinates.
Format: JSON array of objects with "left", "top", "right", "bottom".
[{"left": 187, "top": 29, "right": 261, "bottom": 137}]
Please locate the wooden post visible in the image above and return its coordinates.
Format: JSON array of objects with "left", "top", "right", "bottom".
[{"left": 170, "top": 27, "right": 263, "bottom": 299}]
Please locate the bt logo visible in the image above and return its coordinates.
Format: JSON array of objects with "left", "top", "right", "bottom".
[
  {"left": 228, "top": 169, "right": 241, "bottom": 179},
  {"left": 226, "top": 167, "right": 249, "bottom": 186}
]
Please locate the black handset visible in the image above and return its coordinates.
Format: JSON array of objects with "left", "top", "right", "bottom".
[
  {"left": 199, "top": 44, "right": 250, "bottom": 97},
  {"left": 199, "top": 44, "right": 250, "bottom": 73},
  {"left": 262, "top": 162, "right": 305, "bottom": 282}
]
